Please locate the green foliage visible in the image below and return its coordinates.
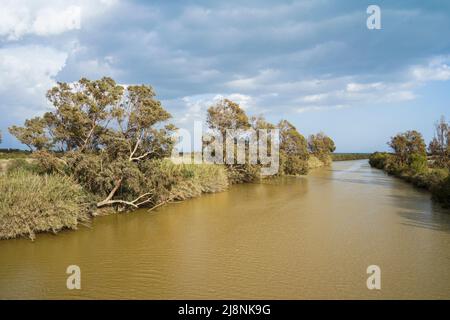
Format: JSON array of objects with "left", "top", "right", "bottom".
[
  {"left": 280, "top": 152, "right": 309, "bottom": 175},
  {"left": 0, "top": 170, "right": 90, "bottom": 240},
  {"left": 409, "top": 153, "right": 428, "bottom": 174},
  {"left": 225, "top": 163, "right": 260, "bottom": 184},
  {"left": 369, "top": 120, "right": 450, "bottom": 206},
  {"left": 388, "top": 130, "right": 426, "bottom": 166},
  {"left": 431, "top": 175, "right": 450, "bottom": 208},
  {"left": 308, "top": 132, "right": 335, "bottom": 164},
  {"left": 205, "top": 99, "right": 261, "bottom": 182},
  {"left": 278, "top": 120, "right": 309, "bottom": 175},
  {"left": 369, "top": 152, "right": 390, "bottom": 169},
  {"left": 9, "top": 77, "right": 176, "bottom": 209},
  {"left": 206, "top": 99, "right": 250, "bottom": 136},
  {"left": 141, "top": 160, "right": 229, "bottom": 203}
]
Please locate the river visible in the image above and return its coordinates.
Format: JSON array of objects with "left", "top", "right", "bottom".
[{"left": 1, "top": 160, "right": 449, "bottom": 299}]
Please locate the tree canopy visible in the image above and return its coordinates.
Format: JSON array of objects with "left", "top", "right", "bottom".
[
  {"left": 388, "top": 130, "right": 426, "bottom": 166},
  {"left": 9, "top": 77, "right": 176, "bottom": 209}
]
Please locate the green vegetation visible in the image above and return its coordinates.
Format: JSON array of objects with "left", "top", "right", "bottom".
[
  {"left": 5, "top": 159, "right": 40, "bottom": 174},
  {"left": 0, "top": 170, "right": 90, "bottom": 240},
  {"left": 278, "top": 120, "right": 309, "bottom": 175},
  {"left": 307, "top": 132, "right": 335, "bottom": 166},
  {"left": 332, "top": 153, "right": 370, "bottom": 161},
  {"left": 2, "top": 77, "right": 336, "bottom": 239},
  {"left": 369, "top": 117, "right": 450, "bottom": 207},
  {"left": 0, "top": 149, "right": 31, "bottom": 159}
]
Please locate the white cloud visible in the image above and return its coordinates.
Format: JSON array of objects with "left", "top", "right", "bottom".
[
  {"left": 32, "top": 6, "right": 81, "bottom": 36},
  {"left": 411, "top": 56, "right": 450, "bottom": 81},
  {"left": 0, "top": 0, "right": 118, "bottom": 40},
  {"left": 0, "top": 45, "right": 68, "bottom": 117},
  {"left": 346, "top": 82, "right": 384, "bottom": 92},
  {"left": 300, "top": 93, "right": 329, "bottom": 103},
  {"left": 296, "top": 105, "right": 348, "bottom": 113}
]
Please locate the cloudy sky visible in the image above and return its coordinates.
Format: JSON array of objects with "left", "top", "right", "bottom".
[{"left": 0, "top": 0, "right": 449, "bottom": 151}]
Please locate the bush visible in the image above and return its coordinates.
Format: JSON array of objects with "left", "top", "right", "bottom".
[
  {"left": 307, "top": 155, "right": 327, "bottom": 169},
  {"left": 0, "top": 170, "right": 90, "bottom": 240},
  {"left": 369, "top": 152, "right": 389, "bottom": 169},
  {"left": 432, "top": 175, "right": 450, "bottom": 208},
  {"left": 281, "top": 153, "right": 309, "bottom": 175},
  {"left": 185, "top": 164, "right": 229, "bottom": 193},
  {"left": 140, "top": 160, "right": 229, "bottom": 204},
  {"left": 409, "top": 153, "right": 428, "bottom": 174},
  {"left": 225, "top": 164, "right": 260, "bottom": 184}
]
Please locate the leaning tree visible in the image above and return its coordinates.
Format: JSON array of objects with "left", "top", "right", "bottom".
[{"left": 9, "top": 77, "right": 176, "bottom": 209}]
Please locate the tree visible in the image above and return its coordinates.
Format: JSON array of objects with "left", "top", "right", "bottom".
[
  {"left": 9, "top": 117, "right": 52, "bottom": 151},
  {"left": 428, "top": 116, "right": 449, "bottom": 168},
  {"left": 388, "top": 130, "right": 426, "bottom": 167},
  {"left": 206, "top": 99, "right": 250, "bottom": 136},
  {"left": 308, "top": 132, "right": 335, "bottom": 164},
  {"left": 205, "top": 99, "right": 259, "bottom": 183},
  {"left": 9, "top": 77, "right": 176, "bottom": 209},
  {"left": 278, "top": 120, "right": 309, "bottom": 175}
]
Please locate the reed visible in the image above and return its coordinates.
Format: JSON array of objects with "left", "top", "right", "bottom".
[{"left": 0, "top": 170, "right": 90, "bottom": 240}]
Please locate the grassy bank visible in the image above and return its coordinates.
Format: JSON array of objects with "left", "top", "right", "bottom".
[
  {"left": 0, "top": 170, "right": 91, "bottom": 240},
  {"left": 369, "top": 152, "right": 450, "bottom": 207},
  {"left": 0, "top": 160, "right": 229, "bottom": 239}
]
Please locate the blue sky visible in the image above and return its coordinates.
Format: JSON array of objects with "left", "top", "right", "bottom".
[{"left": 0, "top": 0, "right": 449, "bottom": 152}]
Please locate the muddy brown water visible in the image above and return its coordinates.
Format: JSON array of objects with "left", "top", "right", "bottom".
[{"left": 1, "top": 160, "right": 449, "bottom": 299}]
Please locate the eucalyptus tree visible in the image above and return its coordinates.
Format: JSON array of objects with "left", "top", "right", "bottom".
[
  {"left": 205, "top": 99, "right": 259, "bottom": 182},
  {"left": 9, "top": 77, "right": 176, "bottom": 209},
  {"left": 278, "top": 120, "right": 309, "bottom": 175},
  {"left": 388, "top": 130, "right": 426, "bottom": 167},
  {"left": 307, "top": 132, "right": 336, "bottom": 164}
]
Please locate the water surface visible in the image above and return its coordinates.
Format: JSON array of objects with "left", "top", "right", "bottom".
[{"left": 1, "top": 160, "right": 449, "bottom": 299}]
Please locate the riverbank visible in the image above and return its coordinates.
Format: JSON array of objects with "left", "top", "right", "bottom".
[
  {"left": 0, "top": 154, "right": 334, "bottom": 240},
  {"left": 369, "top": 152, "right": 450, "bottom": 207},
  {"left": 0, "top": 160, "right": 229, "bottom": 240}
]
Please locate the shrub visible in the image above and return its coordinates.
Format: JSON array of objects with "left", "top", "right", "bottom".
[
  {"left": 225, "top": 164, "right": 260, "bottom": 184},
  {"left": 185, "top": 164, "right": 229, "bottom": 193},
  {"left": 0, "top": 170, "right": 90, "bottom": 240},
  {"left": 432, "top": 175, "right": 450, "bottom": 208},
  {"left": 281, "top": 153, "right": 309, "bottom": 175},
  {"left": 140, "top": 160, "right": 229, "bottom": 204},
  {"left": 369, "top": 152, "right": 389, "bottom": 169},
  {"left": 409, "top": 153, "right": 428, "bottom": 174}
]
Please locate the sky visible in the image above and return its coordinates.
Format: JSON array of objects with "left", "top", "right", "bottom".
[{"left": 0, "top": 0, "right": 449, "bottom": 152}]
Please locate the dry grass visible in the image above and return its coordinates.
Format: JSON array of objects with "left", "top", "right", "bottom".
[{"left": 0, "top": 170, "right": 90, "bottom": 240}]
